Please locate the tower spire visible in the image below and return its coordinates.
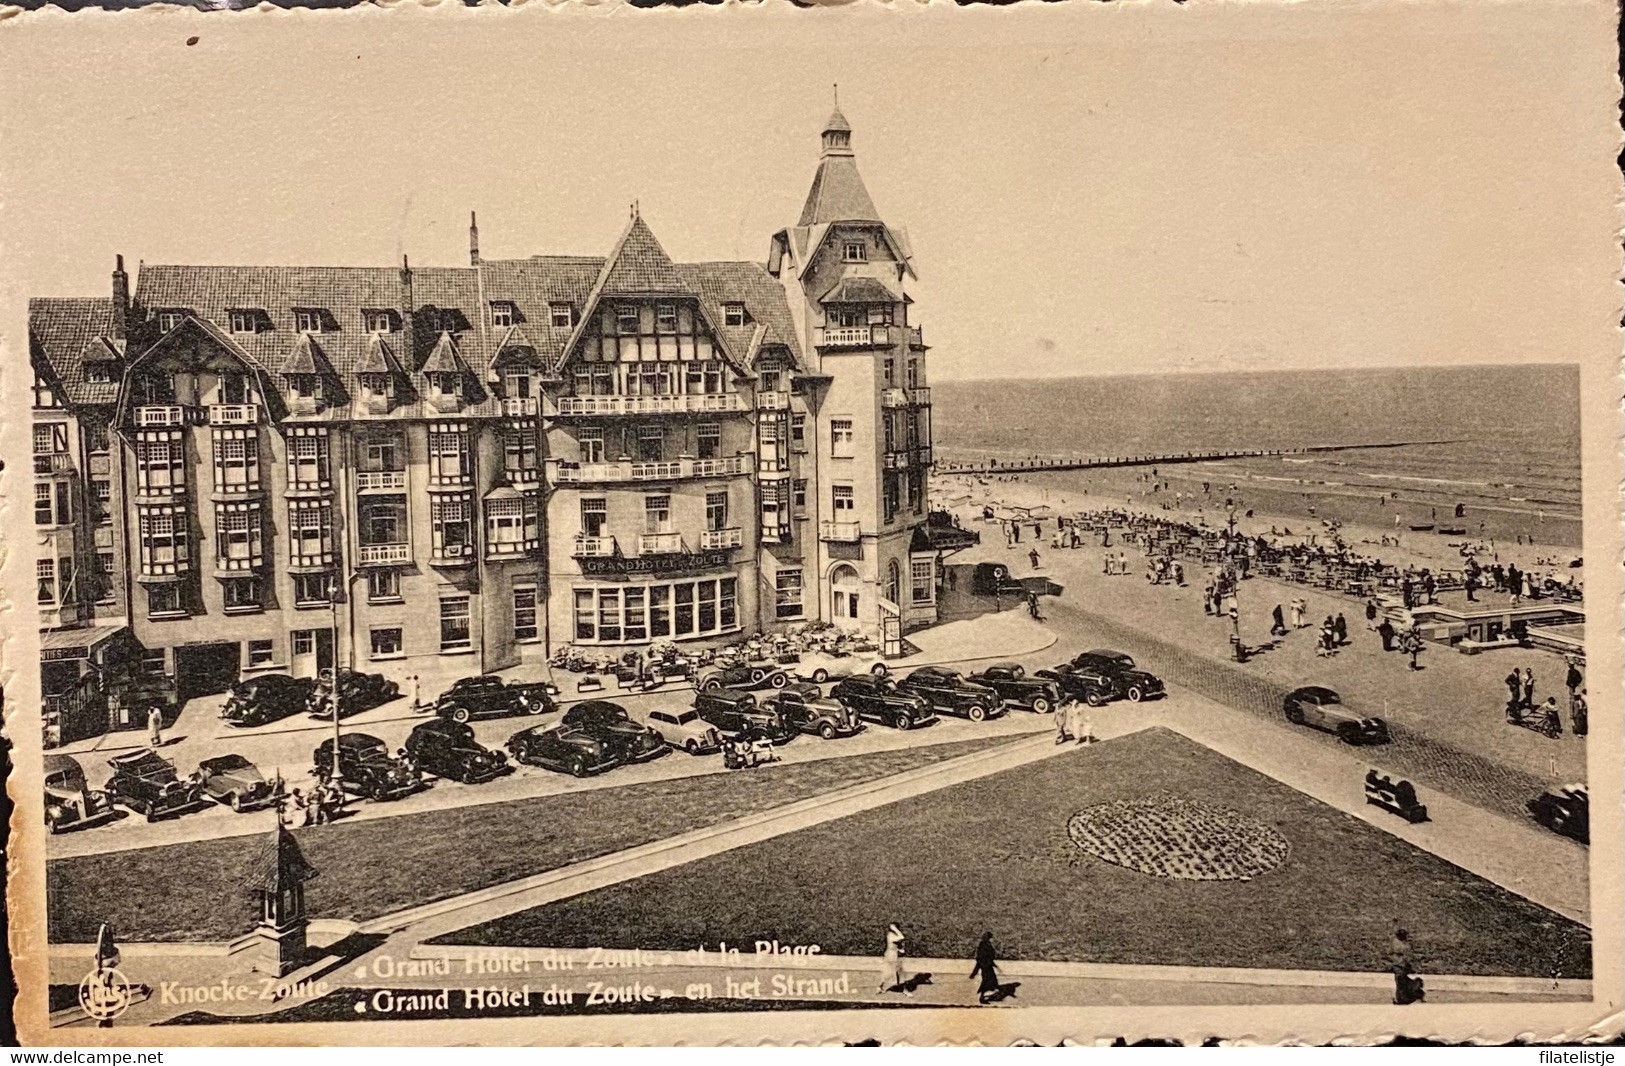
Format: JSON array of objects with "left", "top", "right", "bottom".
[{"left": 469, "top": 211, "right": 480, "bottom": 266}]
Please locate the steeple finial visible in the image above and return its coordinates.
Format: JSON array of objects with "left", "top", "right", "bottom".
[
  {"left": 833, "top": 83, "right": 839, "bottom": 109},
  {"left": 631, "top": 199, "right": 640, "bottom": 220}
]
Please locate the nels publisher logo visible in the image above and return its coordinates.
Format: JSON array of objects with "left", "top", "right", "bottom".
[{"left": 79, "top": 966, "right": 134, "bottom": 1023}]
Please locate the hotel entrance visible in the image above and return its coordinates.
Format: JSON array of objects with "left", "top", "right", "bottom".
[{"left": 830, "top": 564, "right": 861, "bottom": 628}]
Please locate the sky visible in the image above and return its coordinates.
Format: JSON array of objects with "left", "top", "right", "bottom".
[{"left": 1, "top": 0, "right": 1618, "bottom": 381}]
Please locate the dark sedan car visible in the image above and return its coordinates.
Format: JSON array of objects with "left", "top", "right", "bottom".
[
  {"left": 405, "top": 719, "right": 512, "bottom": 784},
  {"left": 1528, "top": 784, "right": 1588, "bottom": 845},
  {"left": 433, "top": 675, "right": 556, "bottom": 723},
  {"left": 313, "top": 733, "right": 424, "bottom": 801},
  {"left": 1282, "top": 686, "right": 1390, "bottom": 745},
  {"left": 198, "top": 754, "right": 282, "bottom": 812},
  {"left": 307, "top": 668, "right": 401, "bottom": 721},
  {"left": 104, "top": 749, "right": 204, "bottom": 821},
  {"left": 1062, "top": 649, "right": 1165, "bottom": 704},
  {"left": 562, "top": 701, "right": 669, "bottom": 762},
  {"left": 830, "top": 675, "right": 938, "bottom": 731},
  {"left": 895, "top": 666, "right": 1006, "bottom": 722},
  {"left": 762, "top": 684, "right": 864, "bottom": 740},
  {"left": 220, "top": 674, "right": 317, "bottom": 728},
  {"left": 694, "top": 662, "right": 790, "bottom": 692},
  {"left": 967, "top": 662, "right": 1061, "bottom": 713},
  {"left": 507, "top": 723, "right": 621, "bottom": 777},
  {"left": 695, "top": 688, "right": 797, "bottom": 744}
]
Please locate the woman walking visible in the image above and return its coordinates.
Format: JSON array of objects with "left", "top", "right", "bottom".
[
  {"left": 877, "top": 923, "right": 909, "bottom": 996},
  {"left": 970, "top": 932, "right": 1001, "bottom": 1004}
]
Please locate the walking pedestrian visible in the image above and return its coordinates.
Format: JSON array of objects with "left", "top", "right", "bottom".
[
  {"left": 877, "top": 923, "right": 909, "bottom": 996},
  {"left": 1564, "top": 658, "right": 1583, "bottom": 700},
  {"left": 1571, "top": 690, "right": 1588, "bottom": 737},
  {"left": 1027, "top": 590, "right": 1042, "bottom": 620},
  {"left": 146, "top": 705, "right": 164, "bottom": 749},
  {"left": 1270, "top": 604, "right": 1287, "bottom": 636},
  {"left": 1055, "top": 699, "right": 1073, "bottom": 745},
  {"left": 1538, "top": 696, "right": 1563, "bottom": 738},
  {"left": 1521, "top": 668, "right": 1536, "bottom": 711},
  {"left": 1204, "top": 585, "right": 1216, "bottom": 615},
  {"left": 1289, "top": 598, "right": 1305, "bottom": 629},
  {"left": 1505, "top": 669, "right": 1522, "bottom": 716},
  {"left": 1334, "top": 613, "right": 1348, "bottom": 645},
  {"left": 970, "top": 932, "right": 1001, "bottom": 1004},
  {"left": 1029, "top": 547, "right": 1041, "bottom": 570},
  {"left": 1405, "top": 627, "right": 1423, "bottom": 671},
  {"left": 1365, "top": 596, "right": 1380, "bottom": 630},
  {"left": 410, "top": 673, "right": 422, "bottom": 711},
  {"left": 1390, "top": 927, "right": 1425, "bottom": 1005}
]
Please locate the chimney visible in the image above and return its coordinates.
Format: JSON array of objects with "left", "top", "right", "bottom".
[
  {"left": 469, "top": 211, "right": 480, "bottom": 266},
  {"left": 399, "top": 254, "right": 416, "bottom": 367},
  {"left": 111, "top": 254, "right": 130, "bottom": 341}
]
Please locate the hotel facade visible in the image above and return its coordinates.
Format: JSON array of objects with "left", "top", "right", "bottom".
[{"left": 28, "top": 107, "right": 962, "bottom": 744}]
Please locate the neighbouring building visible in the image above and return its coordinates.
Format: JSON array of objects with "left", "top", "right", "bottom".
[{"left": 27, "top": 104, "right": 963, "bottom": 739}]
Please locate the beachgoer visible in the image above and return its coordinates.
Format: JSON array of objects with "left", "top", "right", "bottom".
[
  {"left": 1271, "top": 604, "right": 1287, "bottom": 636},
  {"left": 1505, "top": 670, "right": 1523, "bottom": 719},
  {"left": 1565, "top": 659, "right": 1583, "bottom": 699},
  {"left": 146, "top": 705, "right": 164, "bottom": 749},
  {"left": 1390, "top": 928, "right": 1424, "bottom": 1005},
  {"left": 1571, "top": 690, "right": 1588, "bottom": 737},
  {"left": 970, "top": 933, "right": 1001, "bottom": 1004},
  {"left": 1027, "top": 590, "right": 1041, "bottom": 620},
  {"left": 1365, "top": 597, "right": 1380, "bottom": 630},
  {"left": 1334, "top": 613, "right": 1348, "bottom": 645},
  {"left": 1521, "top": 668, "right": 1536, "bottom": 711},
  {"left": 878, "top": 924, "right": 909, "bottom": 995},
  {"left": 1539, "top": 696, "right": 1563, "bottom": 738},
  {"left": 1029, "top": 547, "right": 1041, "bottom": 570},
  {"left": 1405, "top": 628, "right": 1423, "bottom": 671}
]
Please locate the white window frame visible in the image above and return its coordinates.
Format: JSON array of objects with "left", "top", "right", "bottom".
[
  {"left": 549, "top": 303, "right": 574, "bottom": 328},
  {"left": 775, "top": 568, "right": 805, "bottom": 619},
  {"left": 294, "top": 309, "right": 322, "bottom": 334},
  {"left": 490, "top": 302, "right": 515, "bottom": 328},
  {"left": 440, "top": 596, "right": 473, "bottom": 652},
  {"left": 842, "top": 240, "right": 867, "bottom": 263},
  {"left": 830, "top": 418, "right": 855, "bottom": 458},
  {"left": 370, "top": 627, "right": 405, "bottom": 659},
  {"left": 229, "top": 309, "right": 257, "bottom": 334},
  {"left": 911, "top": 558, "right": 935, "bottom": 606},
  {"left": 723, "top": 303, "right": 746, "bottom": 327}
]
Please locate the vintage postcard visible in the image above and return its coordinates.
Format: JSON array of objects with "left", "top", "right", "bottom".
[{"left": 1, "top": 0, "right": 1620, "bottom": 1046}]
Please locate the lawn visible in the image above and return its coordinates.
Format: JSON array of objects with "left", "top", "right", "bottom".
[
  {"left": 438, "top": 728, "right": 1591, "bottom": 979},
  {"left": 47, "top": 735, "right": 1015, "bottom": 944}
]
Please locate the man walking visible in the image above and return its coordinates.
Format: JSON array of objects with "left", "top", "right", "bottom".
[
  {"left": 1055, "top": 699, "right": 1073, "bottom": 746},
  {"left": 1565, "top": 658, "right": 1583, "bottom": 702},
  {"left": 1571, "top": 690, "right": 1588, "bottom": 737},
  {"left": 1521, "top": 668, "right": 1536, "bottom": 712},
  {"left": 1029, "top": 547, "right": 1041, "bottom": 570},
  {"left": 1270, "top": 604, "right": 1287, "bottom": 636},
  {"left": 146, "top": 705, "right": 164, "bottom": 749},
  {"left": 1390, "top": 926, "right": 1424, "bottom": 1005},
  {"left": 1505, "top": 669, "right": 1523, "bottom": 717},
  {"left": 1334, "top": 612, "right": 1348, "bottom": 645},
  {"left": 1366, "top": 596, "right": 1380, "bottom": 631}
]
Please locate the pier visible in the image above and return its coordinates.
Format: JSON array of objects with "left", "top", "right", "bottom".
[{"left": 934, "top": 439, "right": 1465, "bottom": 476}]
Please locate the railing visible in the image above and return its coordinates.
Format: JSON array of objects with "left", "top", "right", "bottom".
[
  {"left": 909, "top": 387, "right": 931, "bottom": 406},
  {"left": 431, "top": 543, "right": 476, "bottom": 565},
  {"left": 756, "top": 391, "right": 790, "bottom": 411},
  {"left": 486, "top": 537, "right": 540, "bottom": 559},
  {"left": 908, "top": 326, "right": 925, "bottom": 348},
  {"left": 881, "top": 388, "right": 909, "bottom": 408},
  {"left": 700, "top": 527, "right": 743, "bottom": 550},
  {"left": 357, "top": 543, "right": 410, "bottom": 565},
  {"left": 207, "top": 404, "right": 259, "bottom": 426},
  {"left": 506, "top": 466, "right": 542, "bottom": 486},
  {"left": 356, "top": 470, "right": 407, "bottom": 492},
  {"left": 572, "top": 535, "right": 619, "bottom": 558},
  {"left": 555, "top": 393, "right": 748, "bottom": 416},
  {"left": 638, "top": 532, "right": 685, "bottom": 554},
  {"left": 135, "top": 405, "right": 189, "bottom": 428},
  {"left": 33, "top": 453, "right": 75, "bottom": 475},
  {"left": 884, "top": 446, "right": 932, "bottom": 470},
  {"left": 551, "top": 455, "right": 752, "bottom": 484},
  {"left": 819, "top": 520, "right": 862, "bottom": 543},
  {"left": 818, "top": 326, "right": 874, "bottom": 347},
  {"left": 502, "top": 397, "right": 539, "bottom": 417}
]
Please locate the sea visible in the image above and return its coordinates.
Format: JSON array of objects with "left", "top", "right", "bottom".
[{"left": 931, "top": 364, "right": 1583, "bottom": 544}]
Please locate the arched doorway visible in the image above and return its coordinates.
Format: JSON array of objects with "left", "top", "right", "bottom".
[
  {"left": 830, "top": 565, "right": 861, "bottom": 628},
  {"left": 886, "top": 560, "right": 901, "bottom": 606}
]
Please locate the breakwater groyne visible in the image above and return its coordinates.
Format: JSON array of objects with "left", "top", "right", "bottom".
[{"left": 934, "top": 439, "right": 1466, "bottom": 476}]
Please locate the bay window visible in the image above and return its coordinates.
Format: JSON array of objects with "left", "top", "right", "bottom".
[
  {"left": 135, "top": 432, "right": 186, "bottom": 494},
  {"left": 571, "top": 577, "right": 741, "bottom": 643},
  {"left": 288, "top": 429, "right": 330, "bottom": 489},
  {"left": 214, "top": 502, "right": 264, "bottom": 570},
  {"left": 212, "top": 431, "right": 259, "bottom": 493},
  {"left": 486, "top": 495, "right": 539, "bottom": 555},
  {"left": 288, "top": 499, "right": 335, "bottom": 566},
  {"left": 428, "top": 426, "right": 471, "bottom": 485},
  {"left": 430, "top": 493, "right": 474, "bottom": 560}
]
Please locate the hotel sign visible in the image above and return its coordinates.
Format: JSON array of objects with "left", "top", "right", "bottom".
[{"left": 579, "top": 548, "right": 735, "bottom": 577}]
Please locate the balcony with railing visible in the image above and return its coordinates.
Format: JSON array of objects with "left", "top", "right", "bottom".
[
  {"left": 908, "top": 325, "right": 925, "bottom": 348},
  {"left": 135, "top": 405, "right": 191, "bottom": 428},
  {"left": 909, "top": 387, "right": 931, "bottom": 407},
  {"left": 356, "top": 470, "right": 407, "bottom": 493},
  {"left": 550, "top": 454, "right": 752, "bottom": 485},
  {"left": 356, "top": 542, "right": 410, "bottom": 566},
  {"left": 881, "top": 387, "right": 909, "bottom": 408},
  {"left": 502, "top": 397, "right": 539, "bottom": 417},
  {"left": 756, "top": 390, "right": 790, "bottom": 411},
  {"left": 554, "top": 393, "right": 748, "bottom": 417},
  {"left": 638, "top": 532, "right": 686, "bottom": 555},
  {"left": 572, "top": 534, "right": 619, "bottom": 558},
  {"left": 208, "top": 404, "right": 259, "bottom": 426},
  {"left": 700, "top": 527, "right": 743, "bottom": 550},
  {"left": 819, "top": 520, "right": 862, "bottom": 543},
  {"left": 33, "top": 452, "right": 75, "bottom": 476},
  {"left": 817, "top": 325, "right": 888, "bottom": 348}
]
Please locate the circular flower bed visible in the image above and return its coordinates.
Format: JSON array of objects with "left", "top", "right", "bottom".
[{"left": 1066, "top": 793, "right": 1290, "bottom": 881}]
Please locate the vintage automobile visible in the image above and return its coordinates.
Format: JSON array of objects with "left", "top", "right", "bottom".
[
  {"left": 507, "top": 723, "right": 621, "bottom": 777},
  {"left": 44, "top": 754, "right": 115, "bottom": 833},
  {"left": 1527, "top": 784, "right": 1588, "bottom": 845},
  {"left": 1033, "top": 666, "right": 1109, "bottom": 708},
  {"left": 1282, "top": 686, "right": 1391, "bottom": 745},
  {"left": 312, "top": 733, "right": 424, "bottom": 801},
  {"left": 694, "top": 688, "right": 797, "bottom": 744},
  {"left": 197, "top": 754, "right": 283, "bottom": 812},
  {"left": 830, "top": 675, "right": 938, "bottom": 731},
  {"left": 966, "top": 661, "right": 1062, "bottom": 713},
  {"left": 790, "top": 650, "right": 890, "bottom": 685},
  {"left": 307, "top": 668, "right": 402, "bottom": 721},
  {"left": 433, "top": 674, "right": 556, "bottom": 723},
  {"left": 895, "top": 666, "right": 1007, "bottom": 722},
  {"left": 404, "top": 719, "right": 512, "bottom": 784},
  {"left": 693, "top": 661, "right": 790, "bottom": 692},
  {"left": 762, "top": 683, "right": 864, "bottom": 740},
  {"left": 220, "top": 674, "right": 318, "bottom": 728},
  {"left": 646, "top": 707, "right": 726, "bottom": 755},
  {"left": 1061, "top": 649, "right": 1166, "bottom": 704},
  {"left": 562, "top": 700, "right": 670, "bottom": 762},
  {"left": 104, "top": 749, "right": 205, "bottom": 821}
]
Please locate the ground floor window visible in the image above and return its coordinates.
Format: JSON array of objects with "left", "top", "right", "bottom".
[
  {"left": 370, "top": 627, "right": 404, "bottom": 658},
  {"left": 440, "top": 595, "right": 472, "bottom": 651},
  {"left": 572, "top": 576, "right": 739, "bottom": 643},
  {"left": 142, "top": 648, "right": 167, "bottom": 676},
  {"left": 247, "top": 638, "right": 274, "bottom": 667},
  {"left": 775, "top": 568, "right": 804, "bottom": 619},
  {"left": 911, "top": 557, "right": 935, "bottom": 606},
  {"left": 514, "top": 585, "right": 538, "bottom": 641},
  {"left": 292, "top": 630, "right": 315, "bottom": 657}
]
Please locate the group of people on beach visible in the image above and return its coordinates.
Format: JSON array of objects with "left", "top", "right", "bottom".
[{"left": 1503, "top": 662, "right": 1587, "bottom": 738}]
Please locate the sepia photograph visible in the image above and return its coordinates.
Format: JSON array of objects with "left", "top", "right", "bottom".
[{"left": 2, "top": 0, "right": 1620, "bottom": 1046}]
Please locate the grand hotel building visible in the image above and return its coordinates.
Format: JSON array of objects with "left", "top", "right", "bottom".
[{"left": 28, "top": 107, "right": 969, "bottom": 744}]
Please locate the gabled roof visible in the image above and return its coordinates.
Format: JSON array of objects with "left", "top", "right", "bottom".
[
  {"left": 677, "top": 260, "right": 804, "bottom": 371},
  {"left": 492, "top": 324, "right": 542, "bottom": 367},
  {"left": 798, "top": 154, "right": 882, "bottom": 227},
  {"left": 242, "top": 825, "right": 318, "bottom": 896},
  {"left": 82, "top": 337, "right": 125, "bottom": 363},
  {"left": 355, "top": 333, "right": 404, "bottom": 376},
  {"left": 420, "top": 331, "right": 468, "bottom": 375},
  {"left": 594, "top": 214, "right": 688, "bottom": 297},
  {"left": 29, "top": 297, "right": 120, "bottom": 406},
  {"left": 280, "top": 332, "right": 334, "bottom": 376},
  {"left": 819, "top": 275, "right": 903, "bottom": 305},
  {"left": 824, "top": 106, "right": 852, "bottom": 134}
]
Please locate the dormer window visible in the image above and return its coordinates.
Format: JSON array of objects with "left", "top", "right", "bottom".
[
  {"left": 294, "top": 309, "right": 323, "bottom": 334},
  {"left": 86, "top": 364, "right": 114, "bottom": 385},
  {"left": 655, "top": 303, "right": 678, "bottom": 333},
  {"left": 359, "top": 372, "right": 395, "bottom": 400},
  {"left": 549, "top": 303, "right": 575, "bottom": 328},
  {"left": 156, "top": 310, "right": 184, "bottom": 333},
  {"left": 723, "top": 303, "right": 747, "bottom": 327},
  {"left": 438, "top": 310, "right": 463, "bottom": 333},
  {"left": 229, "top": 309, "right": 258, "bottom": 334},
  {"left": 428, "top": 372, "right": 461, "bottom": 402},
  {"left": 842, "top": 240, "right": 867, "bottom": 263},
  {"left": 490, "top": 302, "right": 515, "bottom": 328},
  {"left": 287, "top": 374, "right": 322, "bottom": 402},
  {"left": 616, "top": 304, "right": 640, "bottom": 335},
  {"left": 363, "top": 309, "right": 393, "bottom": 334}
]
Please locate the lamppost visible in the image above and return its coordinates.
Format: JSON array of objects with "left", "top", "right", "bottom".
[{"left": 1228, "top": 602, "right": 1245, "bottom": 662}]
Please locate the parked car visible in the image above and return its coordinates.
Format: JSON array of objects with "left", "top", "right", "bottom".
[
  {"left": 1527, "top": 784, "right": 1588, "bottom": 845},
  {"left": 762, "top": 683, "right": 864, "bottom": 740},
  {"left": 695, "top": 687, "right": 796, "bottom": 743},
  {"left": 507, "top": 723, "right": 621, "bottom": 777},
  {"left": 220, "top": 674, "right": 317, "bottom": 728},
  {"left": 1061, "top": 649, "right": 1165, "bottom": 704},
  {"left": 313, "top": 733, "right": 424, "bottom": 801},
  {"left": 694, "top": 662, "right": 790, "bottom": 692},
  {"left": 830, "top": 675, "right": 938, "bottom": 731},
  {"left": 896, "top": 666, "right": 1006, "bottom": 722},
  {"left": 197, "top": 754, "right": 282, "bottom": 812},
  {"left": 434, "top": 674, "right": 556, "bottom": 723},
  {"left": 562, "top": 701, "right": 670, "bottom": 762},
  {"left": 307, "top": 668, "right": 402, "bottom": 720},
  {"left": 44, "top": 754, "right": 115, "bottom": 833},
  {"left": 791, "top": 650, "right": 890, "bottom": 685},
  {"left": 1282, "top": 686, "right": 1390, "bottom": 745},
  {"left": 1034, "top": 666, "right": 1109, "bottom": 708},
  {"left": 404, "top": 719, "right": 512, "bottom": 784},
  {"left": 646, "top": 708, "right": 726, "bottom": 755},
  {"left": 967, "top": 662, "right": 1061, "bottom": 713},
  {"left": 104, "top": 749, "right": 204, "bottom": 821}
]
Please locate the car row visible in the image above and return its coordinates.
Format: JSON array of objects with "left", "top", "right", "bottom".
[{"left": 222, "top": 668, "right": 402, "bottom": 728}]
